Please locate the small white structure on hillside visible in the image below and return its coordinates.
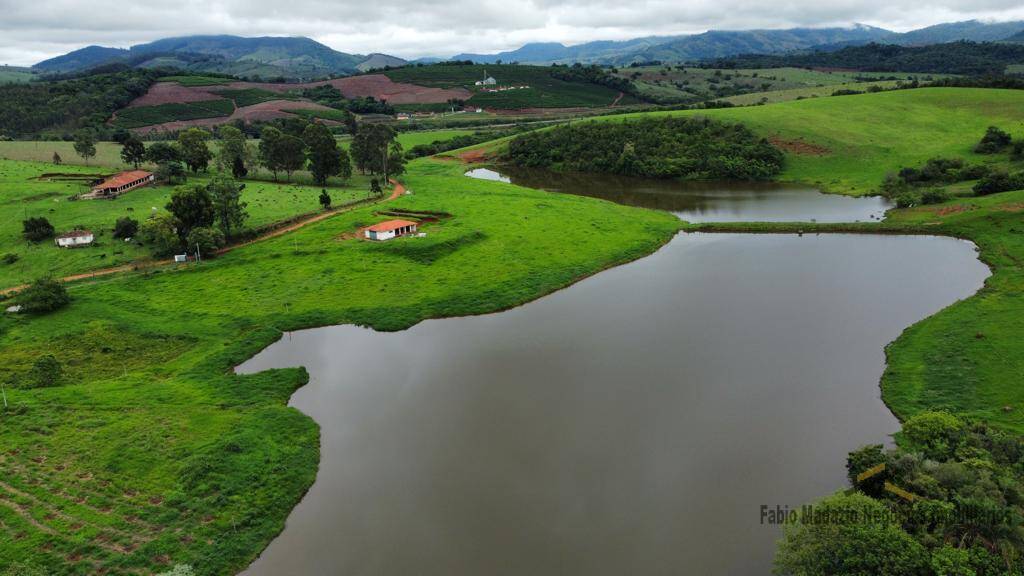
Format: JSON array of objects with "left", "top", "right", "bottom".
[
  {"left": 475, "top": 70, "right": 497, "bottom": 86},
  {"left": 55, "top": 230, "right": 94, "bottom": 248},
  {"left": 365, "top": 219, "right": 418, "bottom": 241}
]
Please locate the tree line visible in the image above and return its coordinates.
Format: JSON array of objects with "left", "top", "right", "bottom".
[
  {"left": 0, "top": 69, "right": 159, "bottom": 138},
  {"left": 704, "top": 41, "right": 1024, "bottom": 75},
  {"left": 507, "top": 116, "right": 784, "bottom": 180}
]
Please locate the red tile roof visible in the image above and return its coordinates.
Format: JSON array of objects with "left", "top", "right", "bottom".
[
  {"left": 367, "top": 219, "right": 418, "bottom": 232},
  {"left": 93, "top": 170, "right": 153, "bottom": 190}
]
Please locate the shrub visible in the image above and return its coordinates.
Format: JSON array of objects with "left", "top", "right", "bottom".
[
  {"left": 113, "top": 217, "right": 139, "bottom": 239},
  {"left": 920, "top": 188, "right": 950, "bottom": 205},
  {"left": 1, "top": 253, "right": 18, "bottom": 265},
  {"left": 16, "top": 277, "right": 70, "bottom": 314},
  {"left": 973, "top": 170, "right": 1024, "bottom": 196},
  {"left": 974, "top": 126, "right": 1012, "bottom": 154},
  {"left": 902, "top": 411, "right": 966, "bottom": 459},
  {"left": 22, "top": 354, "right": 63, "bottom": 388},
  {"left": 185, "top": 226, "right": 225, "bottom": 257},
  {"left": 894, "top": 191, "right": 919, "bottom": 208},
  {"left": 22, "top": 217, "right": 54, "bottom": 242},
  {"left": 1013, "top": 141, "right": 1024, "bottom": 161}
]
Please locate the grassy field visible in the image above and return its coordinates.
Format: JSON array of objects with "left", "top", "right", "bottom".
[
  {"left": 0, "top": 161, "right": 370, "bottom": 287},
  {"left": 381, "top": 64, "right": 633, "bottom": 108},
  {"left": 613, "top": 66, "right": 947, "bottom": 104},
  {"left": 0, "top": 156, "right": 680, "bottom": 575},
  {"left": 473, "top": 87, "right": 1024, "bottom": 196},
  {"left": 0, "top": 66, "right": 35, "bottom": 84},
  {"left": 157, "top": 75, "right": 233, "bottom": 87},
  {"left": 112, "top": 100, "right": 236, "bottom": 129},
  {"left": 719, "top": 80, "right": 903, "bottom": 105},
  {"left": 4, "top": 86, "right": 1024, "bottom": 574}
]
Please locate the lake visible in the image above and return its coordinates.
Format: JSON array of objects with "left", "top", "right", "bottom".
[
  {"left": 465, "top": 166, "right": 892, "bottom": 223},
  {"left": 239, "top": 220, "right": 987, "bottom": 573}
]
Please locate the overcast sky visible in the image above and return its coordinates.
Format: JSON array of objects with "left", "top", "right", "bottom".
[{"left": 3, "top": 0, "right": 1024, "bottom": 66}]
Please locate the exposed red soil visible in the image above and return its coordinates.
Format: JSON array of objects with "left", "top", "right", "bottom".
[
  {"left": 997, "top": 203, "right": 1024, "bottom": 212},
  {"left": 126, "top": 82, "right": 223, "bottom": 107},
  {"left": 132, "top": 99, "right": 340, "bottom": 134},
  {"left": 223, "top": 74, "right": 471, "bottom": 105},
  {"left": 457, "top": 149, "right": 490, "bottom": 164},
  {"left": 768, "top": 136, "right": 831, "bottom": 156}
]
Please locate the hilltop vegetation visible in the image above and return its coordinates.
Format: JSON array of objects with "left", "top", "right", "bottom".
[
  {"left": 711, "top": 41, "right": 1024, "bottom": 75},
  {"left": 381, "top": 63, "right": 642, "bottom": 108},
  {"left": 0, "top": 69, "right": 159, "bottom": 138},
  {"left": 508, "top": 116, "right": 783, "bottom": 179}
]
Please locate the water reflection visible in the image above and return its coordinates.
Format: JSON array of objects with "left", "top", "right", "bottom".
[
  {"left": 465, "top": 166, "right": 891, "bottom": 223},
  {"left": 239, "top": 233, "right": 987, "bottom": 576}
]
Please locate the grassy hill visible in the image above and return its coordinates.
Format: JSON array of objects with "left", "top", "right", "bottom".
[{"left": 615, "top": 65, "right": 945, "bottom": 104}]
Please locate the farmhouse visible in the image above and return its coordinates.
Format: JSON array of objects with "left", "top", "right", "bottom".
[
  {"left": 475, "top": 71, "right": 497, "bottom": 86},
  {"left": 86, "top": 170, "right": 155, "bottom": 199},
  {"left": 55, "top": 230, "right": 94, "bottom": 248},
  {"left": 364, "top": 219, "right": 418, "bottom": 241}
]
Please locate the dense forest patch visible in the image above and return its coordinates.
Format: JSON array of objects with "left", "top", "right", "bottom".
[{"left": 506, "top": 116, "right": 784, "bottom": 179}]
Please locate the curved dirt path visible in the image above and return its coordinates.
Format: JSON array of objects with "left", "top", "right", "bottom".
[{"left": 2, "top": 181, "right": 407, "bottom": 295}]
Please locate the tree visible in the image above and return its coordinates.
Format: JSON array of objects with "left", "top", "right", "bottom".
[
  {"left": 146, "top": 141, "right": 180, "bottom": 164},
  {"left": 166, "top": 186, "right": 215, "bottom": 239},
  {"left": 369, "top": 178, "right": 382, "bottom": 198},
  {"left": 52, "top": 151, "right": 62, "bottom": 165},
  {"left": 120, "top": 134, "right": 146, "bottom": 168},
  {"left": 16, "top": 278, "right": 70, "bottom": 314},
  {"left": 73, "top": 129, "right": 97, "bottom": 165},
  {"left": 975, "top": 126, "right": 1012, "bottom": 154},
  {"left": 113, "top": 217, "right": 139, "bottom": 239},
  {"left": 185, "top": 226, "right": 225, "bottom": 257},
  {"left": 139, "top": 214, "right": 181, "bottom": 257},
  {"left": 217, "top": 125, "right": 252, "bottom": 177},
  {"left": 350, "top": 123, "right": 396, "bottom": 176},
  {"left": 304, "top": 122, "right": 347, "bottom": 186},
  {"left": 319, "top": 189, "right": 331, "bottom": 210},
  {"left": 178, "top": 128, "right": 213, "bottom": 173},
  {"left": 385, "top": 140, "right": 405, "bottom": 180},
  {"left": 232, "top": 156, "right": 248, "bottom": 179},
  {"left": 258, "top": 126, "right": 283, "bottom": 180},
  {"left": 22, "top": 217, "right": 54, "bottom": 242},
  {"left": 207, "top": 176, "right": 248, "bottom": 239},
  {"left": 774, "top": 492, "right": 928, "bottom": 576},
  {"left": 155, "top": 161, "right": 187, "bottom": 185},
  {"left": 276, "top": 134, "right": 307, "bottom": 182}
]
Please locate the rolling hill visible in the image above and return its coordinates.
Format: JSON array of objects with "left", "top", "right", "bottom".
[
  {"left": 448, "top": 20, "right": 1024, "bottom": 66},
  {"left": 32, "top": 35, "right": 406, "bottom": 80}
]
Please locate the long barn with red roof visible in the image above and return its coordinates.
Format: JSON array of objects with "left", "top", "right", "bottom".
[{"left": 85, "top": 170, "right": 155, "bottom": 199}]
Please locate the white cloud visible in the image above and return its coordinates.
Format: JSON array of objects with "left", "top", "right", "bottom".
[{"left": 1, "top": 0, "right": 1023, "bottom": 66}]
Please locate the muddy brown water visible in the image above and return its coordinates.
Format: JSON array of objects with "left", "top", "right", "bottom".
[{"left": 238, "top": 229, "right": 987, "bottom": 575}]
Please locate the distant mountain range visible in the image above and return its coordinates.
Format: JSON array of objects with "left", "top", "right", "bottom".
[
  {"left": 33, "top": 35, "right": 408, "bottom": 79},
  {"left": 32, "top": 19, "right": 1024, "bottom": 79},
  {"left": 450, "top": 20, "right": 1024, "bottom": 65}
]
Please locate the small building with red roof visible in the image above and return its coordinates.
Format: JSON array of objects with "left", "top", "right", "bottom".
[
  {"left": 364, "top": 219, "right": 418, "bottom": 241},
  {"left": 85, "top": 170, "right": 155, "bottom": 199}
]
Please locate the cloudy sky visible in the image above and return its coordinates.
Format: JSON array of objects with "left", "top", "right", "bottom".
[{"left": 3, "top": 0, "right": 1024, "bottom": 66}]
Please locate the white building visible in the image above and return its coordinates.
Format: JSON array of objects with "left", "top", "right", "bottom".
[
  {"left": 474, "top": 71, "right": 497, "bottom": 86},
  {"left": 55, "top": 230, "right": 94, "bottom": 248},
  {"left": 364, "top": 219, "right": 418, "bottom": 241}
]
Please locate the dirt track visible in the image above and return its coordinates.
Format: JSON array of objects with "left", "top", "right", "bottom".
[{"left": 1, "top": 181, "right": 406, "bottom": 295}]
